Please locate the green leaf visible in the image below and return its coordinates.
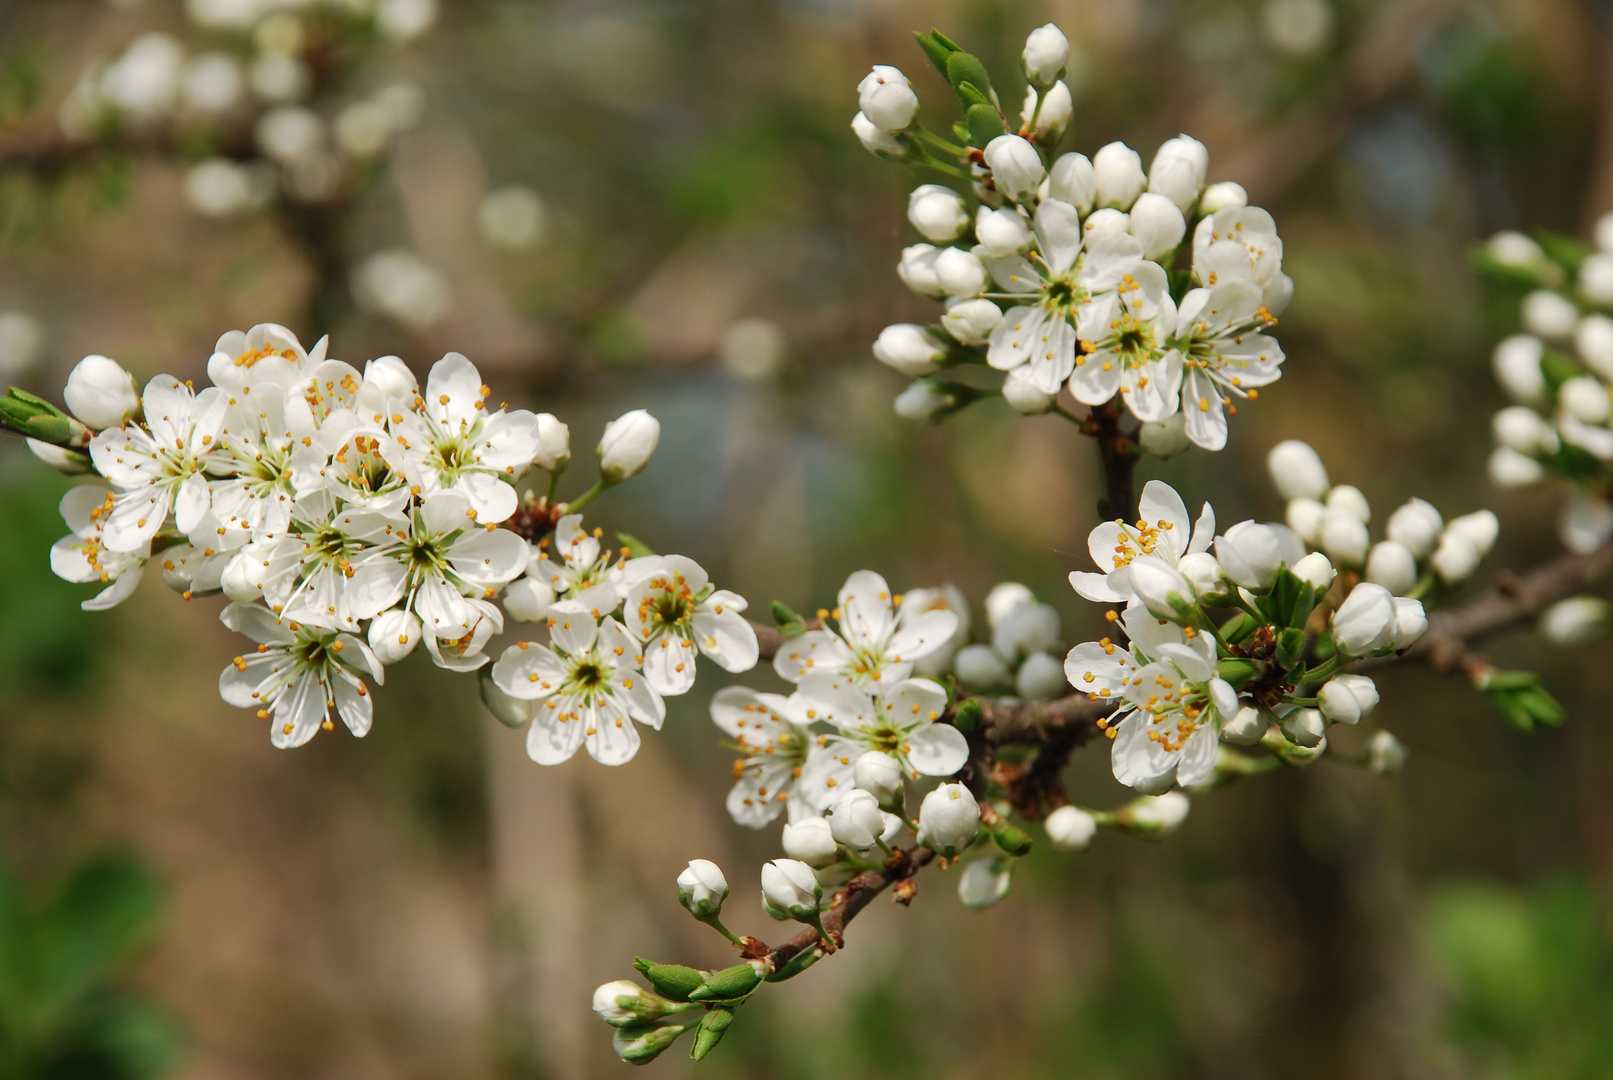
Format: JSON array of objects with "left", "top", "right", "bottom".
[
  {"left": 1540, "top": 347, "right": 1582, "bottom": 390},
  {"left": 1215, "top": 657, "right": 1260, "bottom": 690},
  {"left": 633, "top": 959, "right": 705, "bottom": 1002},
  {"left": 951, "top": 698, "right": 983, "bottom": 733},
  {"left": 945, "top": 51, "right": 993, "bottom": 100},
  {"left": 951, "top": 121, "right": 972, "bottom": 145},
  {"left": 1265, "top": 567, "right": 1317, "bottom": 630},
  {"left": 689, "top": 1007, "right": 735, "bottom": 1062},
  {"left": 955, "top": 80, "right": 992, "bottom": 109},
  {"left": 1535, "top": 230, "right": 1590, "bottom": 275},
  {"left": 913, "top": 29, "right": 959, "bottom": 79},
  {"left": 616, "top": 532, "right": 655, "bottom": 559},
  {"left": 1218, "top": 612, "right": 1257, "bottom": 645},
  {"left": 1275, "top": 627, "right": 1306, "bottom": 672},
  {"left": 770, "top": 600, "right": 807, "bottom": 638},
  {"left": 965, "top": 103, "right": 1006, "bottom": 147},
  {"left": 688, "top": 962, "right": 762, "bottom": 1002},
  {"left": 989, "top": 818, "right": 1033, "bottom": 856}
]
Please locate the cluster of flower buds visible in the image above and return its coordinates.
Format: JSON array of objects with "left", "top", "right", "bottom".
[
  {"left": 1478, "top": 215, "right": 1613, "bottom": 553},
  {"left": 858, "top": 23, "right": 1292, "bottom": 451},
  {"left": 5, "top": 324, "right": 755, "bottom": 757}
]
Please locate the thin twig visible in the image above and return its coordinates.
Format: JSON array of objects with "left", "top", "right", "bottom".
[{"left": 762, "top": 846, "right": 937, "bottom": 969}]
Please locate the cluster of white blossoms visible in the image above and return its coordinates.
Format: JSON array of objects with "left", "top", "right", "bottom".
[
  {"left": 28, "top": 324, "right": 754, "bottom": 754},
  {"left": 1060, "top": 439, "right": 1489, "bottom": 793},
  {"left": 858, "top": 23, "right": 1292, "bottom": 451},
  {"left": 60, "top": 1, "right": 434, "bottom": 214},
  {"left": 924, "top": 581, "right": 1071, "bottom": 701},
  {"left": 1481, "top": 214, "right": 1613, "bottom": 553}
]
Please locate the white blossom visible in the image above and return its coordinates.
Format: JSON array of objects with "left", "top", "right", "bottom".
[
  {"left": 772, "top": 569, "right": 957, "bottom": 689},
  {"left": 794, "top": 674, "right": 968, "bottom": 809},
  {"left": 676, "top": 860, "right": 728, "bottom": 919},
  {"left": 1093, "top": 142, "right": 1145, "bottom": 210},
  {"left": 622, "top": 555, "right": 757, "bottom": 695},
  {"left": 983, "top": 135, "right": 1046, "bottom": 204},
  {"left": 49, "top": 486, "right": 148, "bottom": 610},
  {"left": 710, "top": 686, "right": 814, "bottom": 827},
  {"left": 1267, "top": 440, "right": 1329, "bottom": 501},
  {"left": 918, "top": 783, "right": 979, "bottom": 855}
]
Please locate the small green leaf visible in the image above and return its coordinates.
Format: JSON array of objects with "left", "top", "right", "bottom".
[
  {"left": 1275, "top": 627, "right": 1306, "bottom": 671},
  {"left": 688, "top": 962, "right": 762, "bottom": 1002},
  {"left": 616, "top": 532, "right": 656, "bottom": 558},
  {"left": 965, "top": 103, "right": 1006, "bottom": 147},
  {"left": 913, "top": 29, "right": 959, "bottom": 79},
  {"left": 689, "top": 1006, "right": 735, "bottom": 1061},
  {"left": 1215, "top": 657, "right": 1260, "bottom": 689},
  {"left": 951, "top": 698, "right": 983, "bottom": 733},
  {"left": 945, "top": 51, "right": 993, "bottom": 100},
  {"left": 633, "top": 959, "right": 705, "bottom": 1002},
  {"left": 989, "top": 818, "right": 1033, "bottom": 856},
  {"left": 1218, "top": 612, "right": 1257, "bottom": 645},
  {"left": 770, "top": 600, "right": 807, "bottom": 638}
]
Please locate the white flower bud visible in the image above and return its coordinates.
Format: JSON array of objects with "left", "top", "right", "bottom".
[
  {"left": 1022, "top": 23, "right": 1070, "bottom": 85},
  {"left": 676, "top": 859, "right": 729, "bottom": 919},
  {"left": 983, "top": 135, "right": 1046, "bottom": 203},
  {"left": 1317, "top": 674, "right": 1378, "bottom": 726},
  {"left": 992, "top": 602, "right": 1060, "bottom": 661},
  {"left": 1128, "top": 192, "right": 1186, "bottom": 260},
  {"left": 781, "top": 817, "right": 839, "bottom": 868},
  {"left": 872, "top": 324, "right": 946, "bottom": 376},
  {"left": 1489, "top": 447, "right": 1546, "bottom": 488},
  {"left": 367, "top": 608, "right": 422, "bottom": 664},
  {"left": 1576, "top": 315, "right": 1613, "bottom": 380},
  {"left": 1561, "top": 375, "right": 1612, "bottom": 424},
  {"left": 533, "top": 413, "right": 570, "bottom": 472},
  {"left": 1332, "top": 581, "right": 1397, "bottom": 656},
  {"left": 1021, "top": 81, "right": 1072, "bottom": 141},
  {"left": 1492, "top": 334, "right": 1546, "bottom": 403},
  {"left": 1430, "top": 532, "right": 1480, "bottom": 586},
  {"left": 1539, "top": 595, "right": 1610, "bottom": 646},
  {"left": 1048, "top": 152, "right": 1096, "bottom": 212},
  {"left": 1325, "top": 484, "right": 1371, "bottom": 523},
  {"left": 985, "top": 582, "right": 1035, "bottom": 627},
  {"left": 1485, "top": 230, "right": 1544, "bottom": 267},
  {"left": 1044, "top": 805, "right": 1096, "bottom": 852},
  {"left": 1177, "top": 551, "right": 1227, "bottom": 601},
  {"left": 828, "top": 789, "right": 888, "bottom": 851},
  {"left": 1214, "top": 521, "right": 1285, "bottom": 591},
  {"left": 1580, "top": 253, "right": 1613, "bottom": 304},
  {"left": 1146, "top": 135, "right": 1208, "bottom": 212},
  {"left": 26, "top": 439, "right": 89, "bottom": 474},
  {"left": 1117, "top": 792, "right": 1190, "bottom": 836},
  {"left": 907, "top": 184, "right": 969, "bottom": 241},
  {"left": 1198, "top": 181, "right": 1247, "bottom": 214},
  {"left": 1319, "top": 507, "right": 1370, "bottom": 567},
  {"left": 852, "top": 111, "right": 904, "bottom": 157},
  {"left": 918, "top": 783, "right": 980, "bottom": 856},
  {"left": 1138, "top": 412, "right": 1190, "bottom": 457},
  {"left": 1522, "top": 289, "right": 1578, "bottom": 340},
  {"left": 894, "top": 380, "right": 956, "bottom": 423},
  {"left": 1368, "top": 730, "right": 1408, "bottom": 776},
  {"left": 1267, "top": 440, "right": 1329, "bottom": 500},
  {"left": 942, "top": 298, "right": 1003, "bottom": 346},
  {"left": 1093, "top": 141, "right": 1145, "bottom": 210},
  {"left": 593, "top": 980, "right": 660, "bottom": 1026},
  {"left": 597, "top": 409, "right": 660, "bottom": 483},
  {"left": 897, "top": 244, "right": 946, "bottom": 299},
  {"left": 957, "top": 859, "right": 1012, "bottom": 909},
  {"left": 934, "top": 247, "right": 987, "bottom": 297},
  {"left": 1219, "top": 705, "right": 1269, "bottom": 746},
  {"left": 857, "top": 65, "right": 918, "bottom": 132},
  {"left": 1292, "top": 551, "right": 1336, "bottom": 592},
  {"left": 1279, "top": 706, "right": 1326, "bottom": 747},
  {"left": 1002, "top": 367, "right": 1056, "bottom": 414},
  {"left": 974, "top": 206, "right": 1034, "bottom": 257},
  {"left": 954, "top": 644, "right": 1012, "bottom": 690},
  {"left": 1364, "top": 541, "right": 1417, "bottom": 596},
  {"left": 1126, "top": 556, "right": 1197, "bottom": 619},
  {"left": 1445, "top": 510, "right": 1499, "bottom": 558},
  {"left": 853, "top": 751, "right": 903, "bottom": 805},
  {"left": 1492, "top": 406, "right": 1550, "bottom": 453},
  {"left": 1386, "top": 498, "right": 1444, "bottom": 558},
  {"left": 502, "top": 577, "right": 555, "bottom": 623},
  {"left": 760, "top": 859, "right": 821, "bottom": 918},
  {"left": 1285, "top": 497, "right": 1325, "bottom": 544},
  {"left": 1390, "top": 596, "right": 1427, "bottom": 650},
  {"left": 63, "top": 355, "right": 140, "bottom": 430},
  {"left": 220, "top": 553, "right": 258, "bottom": 604},
  {"left": 1016, "top": 651, "right": 1069, "bottom": 700}
]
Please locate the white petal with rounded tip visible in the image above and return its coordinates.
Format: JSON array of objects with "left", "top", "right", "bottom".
[
  {"left": 527, "top": 701, "right": 587, "bottom": 764},
  {"left": 904, "top": 723, "right": 969, "bottom": 776},
  {"left": 491, "top": 642, "right": 567, "bottom": 700},
  {"left": 585, "top": 700, "right": 642, "bottom": 765}
]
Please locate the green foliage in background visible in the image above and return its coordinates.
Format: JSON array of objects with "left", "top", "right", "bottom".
[
  {"left": 0, "top": 852, "right": 181, "bottom": 1080},
  {"left": 0, "top": 467, "right": 102, "bottom": 698}
]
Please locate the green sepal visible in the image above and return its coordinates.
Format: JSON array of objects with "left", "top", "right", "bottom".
[
  {"left": 770, "top": 600, "right": 808, "bottom": 638},
  {"left": 951, "top": 121, "right": 972, "bottom": 146},
  {"left": 945, "top": 51, "right": 993, "bottom": 100},
  {"left": 617, "top": 532, "right": 656, "bottom": 558},
  {"left": 612, "top": 1022, "right": 692, "bottom": 1065},
  {"left": 689, "top": 1007, "right": 735, "bottom": 1062},
  {"left": 1275, "top": 627, "right": 1306, "bottom": 672},
  {"left": 951, "top": 697, "right": 983, "bottom": 734},
  {"left": 1540, "top": 348, "right": 1582, "bottom": 390},
  {"left": 1265, "top": 567, "right": 1317, "bottom": 630},
  {"left": 688, "top": 962, "right": 763, "bottom": 1002},
  {"left": 633, "top": 959, "right": 705, "bottom": 1002},
  {"left": 478, "top": 667, "right": 532, "bottom": 728},
  {"left": 965, "top": 102, "right": 1006, "bottom": 147},
  {"left": 1215, "top": 657, "right": 1260, "bottom": 690},
  {"left": 765, "top": 947, "right": 823, "bottom": 982},
  {"left": 913, "top": 29, "right": 961, "bottom": 79},
  {"left": 1218, "top": 612, "right": 1257, "bottom": 645},
  {"left": 989, "top": 818, "right": 1033, "bottom": 856}
]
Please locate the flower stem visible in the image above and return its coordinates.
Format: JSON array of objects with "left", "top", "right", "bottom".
[
  {"left": 546, "top": 469, "right": 562, "bottom": 505},
  {"left": 701, "top": 914, "right": 744, "bottom": 946},
  {"left": 914, "top": 126, "right": 968, "bottom": 158},
  {"left": 565, "top": 477, "right": 607, "bottom": 513}
]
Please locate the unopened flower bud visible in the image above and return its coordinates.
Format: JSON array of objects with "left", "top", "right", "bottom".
[
  {"left": 1082, "top": 207, "right": 1130, "bottom": 240},
  {"left": 873, "top": 324, "right": 946, "bottom": 377},
  {"left": 1490, "top": 447, "right": 1545, "bottom": 488},
  {"left": 857, "top": 65, "right": 918, "bottom": 132},
  {"left": 781, "top": 817, "right": 839, "bottom": 867},
  {"left": 1285, "top": 497, "right": 1325, "bottom": 544},
  {"left": 1332, "top": 582, "right": 1397, "bottom": 656},
  {"left": 64, "top": 355, "right": 139, "bottom": 430},
  {"left": 1521, "top": 289, "right": 1577, "bottom": 340},
  {"left": 907, "top": 183, "right": 969, "bottom": 241},
  {"left": 1390, "top": 596, "right": 1427, "bottom": 650},
  {"left": 533, "top": 413, "right": 570, "bottom": 472},
  {"left": 853, "top": 751, "right": 903, "bottom": 805},
  {"left": 1561, "top": 376, "right": 1611, "bottom": 424},
  {"left": 1578, "top": 315, "right": 1613, "bottom": 380},
  {"left": 955, "top": 644, "right": 1012, "bottom": 690},
  {"left": 760, "top": 859, "right": 821, "bottom": 920},
  {"left": 1280, "top": 706, "right": 1326, "bottom": 747},
  {"left": 934, "top": 247, "right": 987, "bottom": 297},
  {"left": 1147, "top": 134, "right": 1208, "bottom": 212},
  {"left": 957, "top": 858, "right": 1012, "bottom": 909},
  {"left": 597, "top": 409, "right": 659, "bottom": 483},
  {"left": 1215, "top": 521, "right": 1284, "bottom": 591},
  {"left": 1577, "top": 255, "right": 1613, "bottom": 302},
  {"left": 1220, "top": 704, "right": 1270, "bottom": 745},
  {"left": 1492, "top": 334, "right": 1545, "bottom": 403},
  {"left": 942, "top": 298, "right": 1003, "bottom": 346},
  {"left": 1048, "top": 152, "right": 1096, "bottom": 212},
  {"left": 502, "top": 576, "right": 555, "bottom": 623},
  {"left": 852, "top": 111, "right": 904, "bottom": 158},
  {"left": 1539, "top": 595, "right": 1611, "bottom": 646},
  {"left": 27, "top": 439, "right": 90, "bottom": 474},
  {"left": 1125, "top": 556, "right": 1197, "bottom": 619},
  {"left": 983, "top": 135, "right": 1046, "bottom": 204},
  {"left": 894, "top": 379, "right": 957, "bottom": 423},
  {"left": 1139, "top": 412, "right": 1190, "bottom": 457},
  {"left": 985, "top": 582, "right": 1034, "bottom": 626},
  {"left": 897, "top": 244, "right": 946, "bottom": 299},
  {"left": 676, "top": 859, "right": 728, "bottom": 920},
  {"left": 1015, "top": 651, "right": 1069, "bottom": 699},
  {"left": 1021, "top": 81, "right": 1072, "bottom": 141},
  {"left": 974, "top": 206, "right": 1034, "bottom": 257},
  {"left": 1367, "top": 730, "right": 1408, "bottom": 776},
  {"left": 1319, "top": 507, "right": 1370, "bottom": 567},
  {"left": 1431, "top": 532, "right": 1480, "bottom": 586},
  {"left": 593, "top": 980, "right": 686, "bottom": 1028},
  {"left": 1002, "top": 366, "right": 1056, "bottom": 414},
  {"left": 1045, "top": 805, "right": 1096, "bottom": 852},
  {"left": 1115, "top": 792, "right": 1190, "bottom": 837},
  {"left": 1364, "top": 541, "right": 1416, "bottom": 596},
  {"left": 1093, "top": 141, "right": 1145, "bottom": 210},
  {"left": 1198, "top": 180, "right": 1247, "bottom": 214},
  {"left": 1493, "top": 406, "right": 1550, "bottom": 454},
  {"left": 1267, "top": 440, "right": 1329, "bottom": 500},
  {"left": 1292, "top": 551, "right": 1336, "bottom": 592},
  {"left": 1022, "top": 23, "right": 1070, "bottom": 85},
  {"left": 992, "top": 600, "right": 1060, "bottom": 660},
  {"left": 919, "top": 783, "right": 980, "bottom": 856},
  {"left": 1326, "top": 484, "right": 1371, "bottom": 523},
  {"left": 1445, "top": 510, "right": 1499, "bottom": 558},
  {"left": 1177, "top": 551, "right": 1226, "bottom": 602},
  {"left": 1485, "top": 230, "right": 1544, "bottom": 267},
  {"left": 828, "top": 790, "right": 887, "bottom": 851},
  {"left": 1387, "top": 498, "right": 1444, "bottom": 558},
  {"left": 612, "top": 1021, "right": 692, "bottom": 1065},
  {"left": 1129, "top": 192, "right": 1186, "bottom": 260},
  {"left": 1317, "top": 673, "right": 1378, "bottom": 726},
  {"left": 368, "top": 608, "right": 422, "bottom": 664}
]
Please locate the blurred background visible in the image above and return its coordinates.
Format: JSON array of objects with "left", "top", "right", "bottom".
[{"left": 1, "top": 0, "right": 1612, "bottom": 1076}]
